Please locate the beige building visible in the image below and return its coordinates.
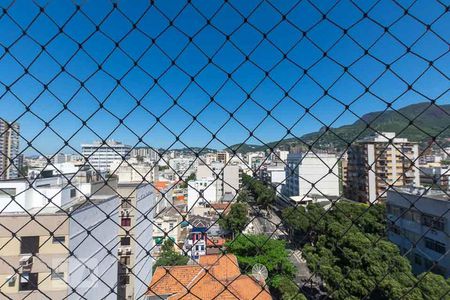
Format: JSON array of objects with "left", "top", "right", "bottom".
[
  {"left": 345, "top": 132, "right": 420, "bottom": 203},
  {"left": 0, "top": 212, "right": 69, "bottom": 299},
  {"left": 0, "top": 194, "right": 120, "bottom": 300},
  {"left": 0, "top": 119, "right": 21, "bottom": 180}
]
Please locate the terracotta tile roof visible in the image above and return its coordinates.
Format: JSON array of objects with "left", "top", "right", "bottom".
[
  {"left": 147, "top": 254, "right": 271, "bottom": 300},
  {"left": 206, "top": 237, "right": 226, "bottom": 248},
  {"left": 210, "top": 203, "right": 230, "bottom": 211}
]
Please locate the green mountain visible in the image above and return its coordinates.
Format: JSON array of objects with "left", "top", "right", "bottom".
[{"left": 227, "top": 102, "right": 450, "bottom": 153}]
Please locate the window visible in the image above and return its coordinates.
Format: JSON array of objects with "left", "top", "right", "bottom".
[
  {"left": 19, "top": 273, "right": 38, "bottom": 291},
  {"left": 120, "top": 256, "right": 130, "bottom": 265},
  {"left": 70, "top": 188, "right": 76, "bottom": 198},
  {"left": 120, "top": 237, "right": 131, "bottom": 246},
  {"left": 424, "top": 238, "right": 446, "bottom": 254},
  {"left": 52, "top": 236, "right": 66, "bottom": 244},
  {"left": 6, "top": 275, "right": 16, "bottom": 287},
  {"left": 421, "top": 214, "right": 445, "bottom": 231},
  {"left": 414, "top": 254, "right": 422, "bottom": 265},
  {"left": 51, "top": 272, "right": 64, "bottom": 280},
  {"left": 121, "top": 199, "right": 131, "bottom": 208},
  {"left": 20, "top": 236, "right": 39, "bottom": 254},
  {"left": 121, "top": 218, "right": 131, "bottom": 227},
  {"left": 119, "top": 275, "right": 130, "bottom": 285}
]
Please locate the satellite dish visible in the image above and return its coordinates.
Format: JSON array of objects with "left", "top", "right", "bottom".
[{"left": 252, "top": 263, "right": 268, "bottom": 282}]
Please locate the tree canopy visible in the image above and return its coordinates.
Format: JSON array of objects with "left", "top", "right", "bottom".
[
  {"left": 219, "top": 202, "right": 249, "bottom": 235},
  {"left": 242, "top": 173, "right": 276, "bottom": 208},
  {"left": 227, "top": 234, "right": 306, "bottom": 299},
  {"left": 282, "top": 201, "right": 450, "bottom": 300}
]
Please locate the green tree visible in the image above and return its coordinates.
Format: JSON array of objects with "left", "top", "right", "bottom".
[
  {"left": 153, "top": 239, "right": 189, "bottom": 273},
  {"left": 219, "top": 203, "right": 248, "bottom": 236},
  {"left": 180, "top": 172, "right": 196, "bottom": 188},
  {"left": 284, "top": 201, "right": 450, "bottom": 300},
  {"left": 271, "top": 275, "right": 307, "bottom": 300},
  {"left": 416, "top": 272, "right": 450, "bottom": 300},
  {"left": 227, "top": 234, "right": 297, "bottom": 297}
]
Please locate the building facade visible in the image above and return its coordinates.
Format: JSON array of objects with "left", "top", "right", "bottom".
[
  {"left": 0, "top": 195, "right": 119, "bottom": 300},
  {"left": 346, "top": 132, "right": 420, "bottom": 203},
  {"left": 81, "top": 140, "right": 131, "bottom": 172},
  {"left": 284, "top": 152, "right": 339, "bottom": 198},
  {"left": 0, "top": 120, "right": 21, "bottom": 180},
  {"left": 386, "top": 188, "right": 449, "bottom": 278}
]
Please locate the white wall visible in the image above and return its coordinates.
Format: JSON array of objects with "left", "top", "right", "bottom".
[
  {"left": 68, "top": 196, "right": 119, "bottom": 300},
  {"left": 134, "top": 184, "right": 157, "bottom": 298},
  {"left": 187, "top": 179, "right": 217, "bottom": 211},
  {"left": 284, "top": 153, "right": 339, "bottom": 198}
]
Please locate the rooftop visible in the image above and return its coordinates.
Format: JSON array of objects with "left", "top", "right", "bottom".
[
  {"left": 147, "top": 254, "right": 271, "bottom": 300},
  {"left": 390, "top": 187, "right": 449, "bottom": 201}
]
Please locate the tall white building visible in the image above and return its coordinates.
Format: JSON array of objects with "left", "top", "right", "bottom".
[
  {"left": 82, "top": 140, "right": 131, "bottom": 172},
  {"left": 387, "top": 187, "right": 449, "bottom": 278},
  {"left": 284, "top": 152, "right": 339, "bottom": 198},
  {"left": 0, "top": 119, "right": 21, "bottom": 179}
]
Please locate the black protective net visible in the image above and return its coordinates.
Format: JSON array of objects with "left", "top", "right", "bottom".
[{"left": 0, "top": 0, "right": 449, "bottom": 299}]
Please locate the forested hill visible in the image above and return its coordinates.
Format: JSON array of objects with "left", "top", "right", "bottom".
[{"left": 227, "top": 102, "right": 450, "bottom": 153}]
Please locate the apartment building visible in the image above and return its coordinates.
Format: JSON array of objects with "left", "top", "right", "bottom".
[
  {"left": 81, "top": 140, "right": 131, "bottom": 172},
  {"left": 110, "top": 159, "right": 159, "bottom": 184},
  {"left": 152, "top": 206, "right": 185, "bottom": 251},
  {"left": 283, "top": 152, "right": 340, "bottom": 198},
  {"left": 196, "top": 162, "right": 242, "bottom": 198},
  {"left": 0, "top": 119, "right": 21, "bottom": 180},
  {"left": 346, "top": 132, "right": 420, "bottom": 203},
  {"left": 116, "top": 181, "right": 158, "bottom": 300},
  {"left": 216, "top": 151, "right": 230, "bottom": 164},
  {"left": 0, "top": 169, "right": 117, "bottom": 213},
  {"left": 386, "top": 187, "right": 449, "bottom": 278},
  {"left": 420, "top": 166, "right": 449, "bottom": 190},
  {"left": 260, "top": 162, "right": 286, "bottom": 194},
  {"left": 0, "top": 195, "right": 119, "bottom": 300},
  {"left": 130, "top": 147, "right": 159, "bottom": 162}
]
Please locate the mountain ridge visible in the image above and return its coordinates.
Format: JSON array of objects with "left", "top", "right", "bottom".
[{"left": 227, "top": 102, "right": 450, "bottom": 153}]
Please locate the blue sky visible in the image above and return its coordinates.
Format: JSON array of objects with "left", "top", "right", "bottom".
[{"left": 0, "top": 0, "right": 448, "bottom": 155}]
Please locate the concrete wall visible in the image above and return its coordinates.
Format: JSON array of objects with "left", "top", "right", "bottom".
[
  {"left": 68, "top": 196, "right": 119, "bottom": 300},
  {"left": 134, "top": 184, "right": 156, "bottom": 298}
]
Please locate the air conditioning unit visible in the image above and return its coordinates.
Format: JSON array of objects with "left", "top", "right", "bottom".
[
  {"left": 118, "top": 248, "right": 123, "bottom": 255},
  {"left": 19, "top": 256, "right": 33, "bottom": 268},
  {"left": 125, "top": 247, "right": 132, "bottom": 255},
  {"left": 5, "top": 275, "right": 16, "bottom": 286}
]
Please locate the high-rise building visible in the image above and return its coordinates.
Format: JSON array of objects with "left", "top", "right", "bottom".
[
  {"left": 81, "top": 140, "right": 131, "bottom": 172},
  {"left": 346, "top": 132, "right": 420, "bottom": 203},
  {"left": 0, "top": 119, "right": 21, "bottom": 179}
]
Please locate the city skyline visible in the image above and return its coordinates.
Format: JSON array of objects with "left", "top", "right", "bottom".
[{"left": 0, "top": 0, "right": 448, "bottom": 155}]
